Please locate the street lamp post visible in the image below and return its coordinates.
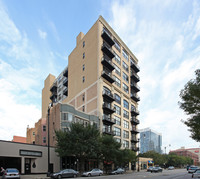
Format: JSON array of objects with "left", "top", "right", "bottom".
[
  {"left": 137, "top": 139, "right": 140, "bottom": 172},
  {"left": 47, "top": 103, "right": 53, "bottom": 177}
]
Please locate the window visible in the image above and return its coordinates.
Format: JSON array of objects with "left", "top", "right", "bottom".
[
  {"left": 113, "top": 63, "right": 121, "bottom": 76},
  {"left": 114, "top": 104, "right": 121, "bottom": 115},
  {"left": 83, "top": 41, "right": 85, "bottom": 47},
  {"left": 114, "top": 52, "right": 121, "bottom": 65},
  {"left": 123, "top": 49, "right": 129, "bottom": 61},
  {"left": 63, "top": 113, "right": 67, "bottom": 120},
  {"left": 82, "top": 106, "right": 85, "bottom": 112},
  {"left": 123, "top": 99, "right": 129, "bottom": 109},
  {"left": 43, "top": 137, "right": 46, "bottom": 143},
  {"left": 115, "top": 138, "right": 121, "bottom": 143},
  {"left": 123, "top": 140, "right": 129, "bottom": 148},
  {"left": 82, "top": 94, "right": 85, "bottom": 101},
  {"left": 114, "top": 93, "right": 121, "bottom": 104},
  {"left": 114, "top": 75, "right": 121, "bottom": 87},
  {"left": 123, "top": 72, "right": 129, "bottom": 83},
  {"left": 43, "top": 125, "right": 46, "bottom": 132},
  {"left": 83, "top": 52, "right": 85, "bottom": 59},
  {"left": 122, "top": 61, "right": 129, "bottom": 73},
  {"left": 114, "top": 116, "right": 121, "bottom": 126},
  {"left": 123, "top": 120, "right": 129, "bottom": 129},
  {"left": 33, "top": 132, "right": 35, "bottom": 136},
  {"left": 123, "top": 130, "right": 129, "bottom": 139},
  {"left": 123, "top": 83, "right": 129, "bottom": 94},
  {"left": 123, "top": 109, "right": 129, "bottom": 119},
  {"left": 114, "top": 127, "right": 121, "bottom": 136},
  {"left": 114, "top": 38, "right": 121, "bottom": 52},
  {"left": 83, "top": 64, "right": 85, "bottom": 71},
  {"left": 68, "top": 113, "right": 73, "bottom": 122},
  {"left": 83, "top": 76, "right": 85, "bottom": 83}
]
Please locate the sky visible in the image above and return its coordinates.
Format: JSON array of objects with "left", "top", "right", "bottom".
[{"left": 0, "top": 0, "right": 200, "bottom": 153}]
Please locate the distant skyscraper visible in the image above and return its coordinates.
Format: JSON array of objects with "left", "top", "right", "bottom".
[{"left": 140, "top": 128, "right": 162, "bottom": 154}]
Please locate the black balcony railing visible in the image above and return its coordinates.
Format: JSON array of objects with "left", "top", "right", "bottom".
[
  {"left": 131, "top": 72, "right": 140, "bottom": 82},
  {"left": 101, "top": 70, "right": 115, "bottom": 84},
  {"left": 102, "top": 42, "right": 115, "bottom": 59},
  {"left": 131, "top": 93, "right": 140, "bottom": 102},
  {"left": 101, "top": 57, "right": 115, "bottom": 71},
  {"left": 102, "top": 115, "right": 115, "bottom": 125},
  {"left": 131, "top": 108, "right": 139, "bottom": 116},
  {"left": 131, "top": 61, "right": 140, "bottom": 73},
  {"left": 131, "top": 117, "right": 140, "bottom": 125},
  {"left": 102, "top": 103, "right": 115, "bottom": 114},
  {"left": 131, "top": 82, "right": 140, "bottom": 92},
  {"left": 102, "top": 90, "right": 115, "bottom": 102},
  {"left": 103, "top": 128, "right": 115, "bottom": 135},
  {"left": 101, "top": 29, "right": 115, "bottom": 46},
  {"left": 131, "top": 137, "right": 138, "bottom": 143},
  {"left": 131, "top": 127, "right": 139, "bottom": 134},
  {"left": 63, "top": 69, "right": 68, "bottom": 77},
  {"left": 131, "top": 147, "right": 139, "bottom": 152},
  {"left": 50, "top": 83, "right": 57, "bottom": 92}
]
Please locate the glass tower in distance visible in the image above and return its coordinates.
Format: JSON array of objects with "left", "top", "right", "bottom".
[{"left": 140, "top": 128, "right": 162, "bottom": 154}]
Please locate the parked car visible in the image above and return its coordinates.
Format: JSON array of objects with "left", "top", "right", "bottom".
[
  {"left": 168, "top": 166, "right": 175, "bottom": 170},
  {"left": 151, "top": 166, "right": 163, "bottom": 173},
  {"left": 109, "top": 168, "right": 125, "bottom": 175},
  {"left": 188, "top": 166, "right": 199, "bottom": 173},
  {"left": 147, "top": 166, "right": 154, "bottom": 172},
  {"left": 82, "top": 168, "right": 103, "bottom": 177},
  {"left": 51, "top": 169, "right": 78, "bottom": 178},
  {"left": 2, "top": 168, "right": 20, "bottom": 179},
  {"left": 192, "top": 169, "right": 200, "bottom": 178}
]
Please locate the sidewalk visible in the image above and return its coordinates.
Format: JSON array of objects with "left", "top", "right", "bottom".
[{"left": 20, "top": 174, "right": 50, "bottom": 179}]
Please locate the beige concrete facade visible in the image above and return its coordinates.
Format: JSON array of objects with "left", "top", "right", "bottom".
[
  {"left": 42, "top": 74, "right": 55, "bottom": 118},
  {"left": 42, "top": 16, "right": 140, "bottom": 154}
]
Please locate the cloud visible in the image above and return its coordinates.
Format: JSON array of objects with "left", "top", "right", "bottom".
[
  {"left": 108, "top": 0, "right": 200, "bottom": 151},
  {"left": 38, "top": 29, "right": 47, "bottom": 39}
]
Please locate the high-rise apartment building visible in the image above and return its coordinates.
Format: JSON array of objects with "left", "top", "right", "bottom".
[
  {"left": 42, "top": 16, "right": 140, "bottom": 152},
  {"left": 140, "top": 128, "right": 162, "bottom": 154}
]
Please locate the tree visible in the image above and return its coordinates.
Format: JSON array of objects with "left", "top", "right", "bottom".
[
  {"left": 179, "top": 69, "right": 200, "bottom": 142},
  {"left": 55, "top": 123, "right": 100, "bottom": 172},
  {"left": 100, "top": 134, "right": 121, "bottom": 173}
]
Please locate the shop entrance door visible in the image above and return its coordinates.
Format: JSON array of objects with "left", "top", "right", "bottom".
[{"left": 25, "top": 158, "right": 31, "bottom": 174}]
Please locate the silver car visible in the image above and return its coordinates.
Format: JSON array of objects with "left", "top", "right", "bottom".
[
  {"left": 192, "top": 169, "right": 200, "bottom": 178},
  {"left": 82, "top": 168, "right": 103, "bottom": 177},
  {"left": 2, "top": 168, "right": 20, "bottom": 179}
]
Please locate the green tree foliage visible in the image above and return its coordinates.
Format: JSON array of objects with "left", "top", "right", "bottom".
[
  {"left": 140, "top": 151, "right": 193, "bottom": 168},
  {"left": 179, "top": 69, "right": 200, "bottom": 142},
  {"left": 55, "top": 123, "right": 100, "bottom": 172}
]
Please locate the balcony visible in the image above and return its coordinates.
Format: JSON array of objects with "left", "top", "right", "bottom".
[
  {"left": 50, "top": 93, "right": 57, "bottom": 101},
  {"left": 101, "top": 70, "right": 115, "bottom": 84},
  {"left": 50, "top": 83, "right": 57, "bottom": 92},
  {"left": 63, "top": 87, "right": 68, "bottom": 96},
  {"left": 131, "top": 108, "right": 139, "bottom": 116},
  {"left": 131, "top": 72, "right": 140, "bottom": 82},
  {"left": 63, "top": 69, "right": 68, "bottom": 77},
  {"left": 131, "top": 93, "right": 140, "bottom": 102},
  {"left": 131, "top": 82, "right": 140, "bottom": 92},
  {"left": 101, "top": 29, "right": 115, "bottom": 46},
  {"left": 102, "top": 90, "right": 115, "bottom": 102},
  {"left": 131, "top": 127, "right": 139, "bottom": 134},
  {"left": 131, "top": 136, "right": 138, "bottom": 143},
  {"left": 131, "top": 61, "right": 140, "bottom": 73},
  {"left": 63, "top": 77, "right": 68, "bottom": 87},
  {"left": 102, "top": 115, "right": 115, "bottom": 125},
  {"left": 102, "top": 103, "right": 115, "bottom": 114},
  {"left": 103, "top": 128, "right": 115, "bottom": 136},
  {"left": 131, "top": 117, "right": 140, "bottom": 125},
  {"left": 131, "top": 147, "right": 139, "bottom": 152},
  {"left": 101, "top": 57, "right": 115, "bottom": 71},
  {"left": 101, "top": 42, "right": 115, "bottom": 59}
]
